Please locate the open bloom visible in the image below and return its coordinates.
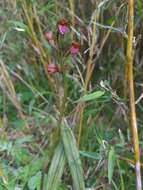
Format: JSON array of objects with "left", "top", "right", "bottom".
[
  {"left": 47, "top": 63, "right": 59, "bottom": 73},
  {"left": 58, "top": 19, "right": 69, "bottom": 35},
  {"left": 70, "top": 42, "right": 80, "bottom": 55}
]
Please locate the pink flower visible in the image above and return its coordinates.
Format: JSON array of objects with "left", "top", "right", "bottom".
[
  {"left": 47, "top": 63, "right": 59, "bottom": 73},
  {"left": 70, "top": 42, "right": 80, "bottom": 55},
  {"left": 58, "top": 19, "right": 69, "bottom": 35},
  {"left": 45, "top": 31, "right": 55, "bottom": 47}
]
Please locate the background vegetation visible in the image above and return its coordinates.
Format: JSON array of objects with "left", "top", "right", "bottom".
[{"left": 0, "top": 0, "right": 143, "bottom": 189}]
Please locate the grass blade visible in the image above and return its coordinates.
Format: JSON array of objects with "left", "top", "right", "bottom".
[
  {"left": 108, "top": 147, "right": 116, "bottom": 184},
  {"left": 46, "top": 142, "right": 66, "bottom": 190},
  {"left": 61, "top": 120, "right": 85, "bottom": 190}
]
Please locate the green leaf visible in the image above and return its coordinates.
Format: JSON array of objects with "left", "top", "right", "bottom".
[
  {"left": 80, "top": 151, "right": 101, "bottom": 160},
  {"left": 15, "top": 135, "right": 33, "bottom": 145},
  {"left": 46, "top": 142, "right": 66, "bottom": 190},
  {"left": 61, "top": 122, "right": 85, "bottom": 190},
  {"left": 80, "top": 91, "right": 105, "bottom": 102},
  {"left": 8, "top": 20, "right": 30, "bottom": 35},
  {"left": 12, "top": 119, "right": 27, "bottom": 129},
  {"left": 0, "top": 141, "right": 12, "bottom": 153},
  {"left": 28, "top": 171, "right": 41, "bottom": 190},
  {"left": 108, "top": 147, "right": 116, "bottom": 184}
]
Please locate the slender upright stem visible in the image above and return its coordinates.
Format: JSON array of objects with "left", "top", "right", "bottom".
[
  {"left": 77, "top": 12, "right": 97, "bottom": 147},
  {"left": 68, "top": 0, "right": 75, "bottom": 38},
  {"left": 127, "top": 0, "right": 142, "bottom": 189}
]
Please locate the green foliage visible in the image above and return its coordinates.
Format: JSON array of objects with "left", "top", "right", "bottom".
[
  {"left": 46, "top": 142, "right": 66, "bottom": 190},
  {"left": 61, "top": 123, "right": 85, "bottom": 190},
  {"left": 80, "top": 91, "right": 105, "bottom": 102},
  {"left": 0, "top": 0, "right": 143, "bottom": 189},
  {"left": 108, "top": 147, "right": 116, "bottom": 184},
  {"left": 28, "top": 171, "right": 42, "bottom": 190}
]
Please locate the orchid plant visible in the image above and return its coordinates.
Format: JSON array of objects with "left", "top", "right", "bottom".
[{"left": 45, "top": 18, "right": 80, "bottom": 74}]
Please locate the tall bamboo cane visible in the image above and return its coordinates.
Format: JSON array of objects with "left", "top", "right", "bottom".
[{"left": 127, "top": 0, "right": 142, "bottom": 189}]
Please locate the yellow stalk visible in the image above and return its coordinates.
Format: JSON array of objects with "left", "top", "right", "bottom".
[
  {"left": 0, "top": 60, "right": 30, "bottom": 130},
  {"left": 21, "top": 1, "right": 56, "bottom": 93},
  {"left": 127, "top": 0, "right": 142, "bottom": 189},
  {"left": 77, "top": 12, "right": 97, "bottom": 147}
]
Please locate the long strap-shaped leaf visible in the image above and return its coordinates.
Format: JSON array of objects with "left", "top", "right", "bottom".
[
  {"left": 46, "top": 142, "right": 66, "bottom": 190},
  {"left": 61, "top": 121, "right": 85, "bottom": 190}
]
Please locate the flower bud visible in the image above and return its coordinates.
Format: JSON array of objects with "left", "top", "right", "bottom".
[
  {"left": 47, "top": 63, "right": 59, "bottom": 73},
  {"left": 45, "top": 31, "right": 55, "bottom": 46},
  {"left": 70, "top": 42, "right": 80, "bottom": 55}
]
